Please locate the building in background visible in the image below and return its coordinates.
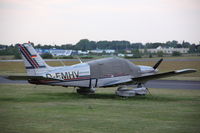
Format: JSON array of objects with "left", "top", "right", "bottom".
[
  {"left": 117, "top": 53, "right": 125, "bottom": 57},
  {"left": 49, "top": 49, "right": 73, "bottom": 57},
  {"left": 35, "top": 49, "right": 50, "bottom": 55},
  {"left": 78, "top": 50, "right": 89, "bottom": 55},
  {"left": 36, "top": 48, "right": 116, "bottom": 56},
  {"left": 90, "top": 49, "right": 115, "bottom": 54},
  {"left": 139, "top": 46, "right": 189, "bottom": 54},
  {"left": 104, "top": 49, "right": 115, "bottom": 54}
]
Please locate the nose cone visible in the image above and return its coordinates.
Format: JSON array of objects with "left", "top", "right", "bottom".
[{"left": 139, "top": 65, "right": 155, "bottom": 74}]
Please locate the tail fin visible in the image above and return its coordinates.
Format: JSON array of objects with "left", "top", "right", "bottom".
[{"left": 18, "top": 43, "right": 51, "bottom": 76}]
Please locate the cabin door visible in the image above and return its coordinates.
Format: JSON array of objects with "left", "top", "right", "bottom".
[{"left": 90, "top": 78, "right": 98, "bottom": 88}]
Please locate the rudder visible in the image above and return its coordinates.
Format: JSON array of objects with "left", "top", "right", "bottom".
[{"left": 18, "top": 43, "right": 51, "bottom": 76}]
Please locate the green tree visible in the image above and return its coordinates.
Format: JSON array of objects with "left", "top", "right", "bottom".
[
  {"left": 189, "top": 44, "right": 196, "bottom": 53},
  {"left": 14, "top": 51, "right": 21, "bottom": 59},
  {"left": 132, "top": 49, "right": 141, "bottom": 58},
  {"left": 172, "top": 51, "right": 182, "bottom": 56},
  {"left": 157, "top": 51, "right": 164, "bottom": 57},
  {"left": 196, "top": 46, "right": 200, "bottom": 53},
  {"left": 149, "top": 53, "right": 153, "bottom": 58},
  {"left": 75, "top": 39, "right": 96, "bottom": 50},
  {"left": 41, "top": 53, "right": 53, "bottom": 59}
]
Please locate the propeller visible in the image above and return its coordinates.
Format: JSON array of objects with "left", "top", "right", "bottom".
[{"left": 153, "top": 58, "right": 163, "bottom": 69}]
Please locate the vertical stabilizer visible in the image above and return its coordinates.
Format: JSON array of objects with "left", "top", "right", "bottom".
[{"left": 18, "top": 43, "right": 52, "bottom": 76}]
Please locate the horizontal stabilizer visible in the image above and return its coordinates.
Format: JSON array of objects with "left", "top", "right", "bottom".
[
  {"left": 4, "top": 75, "right": 54, "bottom": 80},
  {"left": 132, "top": 69, "right": 196, "bottom": 83}
]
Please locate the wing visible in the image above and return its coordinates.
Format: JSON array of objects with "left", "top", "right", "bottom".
[
  {"left": 131, "top": 69, "right": 196, "bottom": 83},
  {"left": 4, "top": 75, "right": 55, "bottom": 80}
]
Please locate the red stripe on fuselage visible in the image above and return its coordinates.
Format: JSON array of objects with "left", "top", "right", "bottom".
[
  {"left": 63, "top": 76, "right": 90, "bottom": 81},
  {"left": 18, "top": 45, "right": 39, "bottom": 68}
]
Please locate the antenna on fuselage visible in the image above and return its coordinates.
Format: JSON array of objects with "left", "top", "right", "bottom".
[
  {"left": 76, "top": 56, "right": 83, "bottom": 63},
  {"left": 60, "top": 60, "right": 66, "bottom": 66},
  {"left": 57, "top": 57, "right": 66, "bottom": 66}
]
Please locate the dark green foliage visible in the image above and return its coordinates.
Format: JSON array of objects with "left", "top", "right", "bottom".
[
  {"left": 0, "top": 40, "right": 199, "bottom": 57},
  {"left": 197, "top": 46, "right": 200, "bottom": 53},
  {"left": 14, "top": 51, "right": 22, "bottom": 59},
  {"left": 132, "top": 49, "right": 141, "bottom": 58},
  {"left": 189, "top": 44, "right": 197, "bottom": 53},
  {"left": 41, "top": 53, "right": 53, "bottom": 59},
  {"left": 124, "top": 56, "right": 133, "bottom": 59},
  {"left": 80, "top": 56, "right": 94, "bottom": 59},
  {"left": 145, "top": 42, "right": 165, "bottom": 49},
  {"left": 74, "top": 39, "right": 143, "bottom": 51},
  {"left": 61, "top": 44, "right": 74, "bottom": 49},
  {"left": 172, "top": 51, "right": 182, "bottom": 56},
  {"left": 75, "top": 39, "right": 96, "bottom": 50},
  {"left": 182, "top": 41, "right": 191, "bottom": 48},
  {"left": 61, "top": 56, "right": 74, "bottom": 59},
  {"left": 157, "top": 51, "right": 164, "bottom": 57},
  {"left": 0, "top": 44, "right": 18, "bottom": 56},
  {"left": 149, "top": 53, "right": 153, "bottom": 58}
]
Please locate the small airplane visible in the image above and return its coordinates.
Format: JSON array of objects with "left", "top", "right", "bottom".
[{"left": 6, "top": 43, "right": 196, "bottom": 96}]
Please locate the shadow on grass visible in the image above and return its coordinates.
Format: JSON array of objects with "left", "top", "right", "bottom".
[{"left": 0, "top": 92, "right": 181, "bottom": 103}]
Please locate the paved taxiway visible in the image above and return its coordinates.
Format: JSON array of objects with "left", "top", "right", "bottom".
[{"left": 0, "top": 76, "right": 199, "bottom": 90}]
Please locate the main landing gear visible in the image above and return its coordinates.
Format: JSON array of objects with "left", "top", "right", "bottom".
[
  {"left": 76, "top": 87, "right": 96, "bottom": 95},
  {"left": 115, "top": 83, "right": 149, "bottom": 97},
  {"left": 75, "top": 83, "right": 150, "bottom": 97}
]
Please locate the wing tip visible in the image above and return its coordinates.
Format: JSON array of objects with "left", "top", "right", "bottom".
[{"left": 175, "top": 69, "right": 197, "bottom": 73}]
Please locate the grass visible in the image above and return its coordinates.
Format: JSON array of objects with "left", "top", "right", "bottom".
[
  {"left": 0, "top": 62, "right": 25, "bottom": 75},
  {"left": 0, "top": 84, "right": 200, "bottom": 133},
  {"left": 0, "top": 56, "right": 14, "bottom": 60}
]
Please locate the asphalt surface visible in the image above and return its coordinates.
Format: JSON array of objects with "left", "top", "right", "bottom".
[
  {"left": 145, "top": 80, "right": 200, "bottom": 90},
  {"left": 0, "top": 76, "right": 199, "bottom": 90}
]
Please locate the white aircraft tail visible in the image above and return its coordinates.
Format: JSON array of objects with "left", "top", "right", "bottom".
[{"left": 18, "top": 43, "right": 52, "bottom": 76}]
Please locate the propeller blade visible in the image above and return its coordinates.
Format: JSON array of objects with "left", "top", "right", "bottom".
[{"left": 153, "top": 58, "right": 163, "bottom": 69}]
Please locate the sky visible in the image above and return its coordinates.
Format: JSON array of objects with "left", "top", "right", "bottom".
[{"left": 0, "top": 0, "right": 199, "bottom": 45}]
